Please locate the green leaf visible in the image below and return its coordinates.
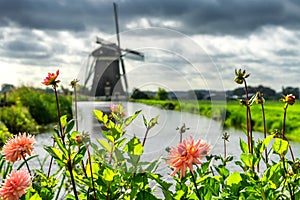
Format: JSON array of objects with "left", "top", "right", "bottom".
[
  {"left": 227, "top": 172, "right": 242, "bottom": 186},
  {"left": 148, "top": 115, "right": 159, "bottom": 129},
  {"left": 123, "top": 137, "right": 144, "bottom": 155},
  {"left": 272, "top": 138, "right": 289, "bottom": 156},
  {"left": 98, "top": 139, "right": 113, "bottom": 152},
  {"left": 102, "top": 167, "right": 115, "bottom": 182},
  {"left": 60, "top": 115, "right": 68, "bottom": 129},
  {"left": 65, "top": 120, "right": 75, "bottom": 134},
  {"left": 124, "top": 110, "right": 142, "bottom": 127},
  {"left": 145, "top": 158, "right": 160, "bottom": 172},
  {"left": 115, "top": 138, "right": 127, "bottom": 148},
  {"left": 93, "top": 110, "right": 103, "bottom": 122},
  {"left": 148, "top": 173, "right": 174, "bottom": 199},
  {"left": 136, "top": 191, "right": 158, "bottom": 200},
  {"left": 240, "top": 138, "right": 248, "bottom": 153},
  {"left": 53, "top": 133, "right": 68, "bottom": 156},
  {"left": 16, "top": 155, "right": 39, "bottom": 170},
  {"left": 240, "top": 153, "right": 255, "bottom": 168},
  {"left": 260, "top": 135, "right": 274, "bottom": 153},
  {"left": 73, "top": 146, "right": 87, "bottom": 165},
  {"left": 29, "top": 193, "right": 42, "bottom": 200},
  {"left": 142, "top": 115, "right": 147, "bottom": 128},
  {"left": 44, "top": 146, "right": 66, "bottom": 167}
]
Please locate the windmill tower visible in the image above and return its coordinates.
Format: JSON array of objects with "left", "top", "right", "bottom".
[{"left": 83, "top": 3, "right": 144, "bottom": 98}]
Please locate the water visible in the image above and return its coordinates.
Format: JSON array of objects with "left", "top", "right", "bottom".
[{"left": 34, "top": 101, "right": 300, "bottom": 177}]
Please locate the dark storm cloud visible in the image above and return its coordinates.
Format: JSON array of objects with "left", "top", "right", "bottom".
[{"left": 0, "top": 0, "right": 300, "bottom": 35}]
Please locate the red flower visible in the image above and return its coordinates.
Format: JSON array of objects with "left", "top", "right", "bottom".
[
  {"left": 0, "top": 170, "right": 31, "bottom": 200},
  {"left": 167, "top": 136, "right": 211, "bottom": 179},
  {"left": 281, "top": 94, "right": 296, "bottom": 106},
  {"left": 42, "top": 69, "right": 60, "bottom": 87},
  {"left": 2, "top": 133, "right": 35, "bottom": 163}
]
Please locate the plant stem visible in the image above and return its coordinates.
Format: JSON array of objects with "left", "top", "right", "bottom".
[
  {"left": 73, "top": 83, "right": 78, "bottom": 132},
  {"left": 142, "top": 127, "right": 150, "bottom": 147},
  {"left": 55, "top": 174, "right": 65, "bottom": 200},
  {"left": 47, "top": 140, "right": 55, "bottom": 177},
  {"left": 87, "top": 146, "right": 97, "bottom": 200},
  {"left": 54, "top": 87, "right": 65, "bottom": 145},
  {"left": 191, "top": 172, "right": 201, "bottom": 200},
  {"left": 67, "top": 159, "right": 79, "bottom": 200},
  {"left": 282, "top": 105, "right": 287, "bottom": 140},
  {"left": 244, "top": 80, "right": 252, "bottom": 154},
  {"left": 282, "top": 105, "right": 295, "bottom": 162},
  {"left": 261, "top": 104, "right": 268, "bottom": 165},
  {"left": 21, "top": 154, "right": 31, "bottom": 176},
  {"left": 223, "top": 138, "right": 227, "bottom": 164}
]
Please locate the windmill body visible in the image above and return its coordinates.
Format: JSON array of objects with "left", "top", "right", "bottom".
[
  {"left": 83, "top": 3, "right": 144, "bottom": 99},
  {"left": 90, "top": 44, "right": 125, "bottom": 97}
]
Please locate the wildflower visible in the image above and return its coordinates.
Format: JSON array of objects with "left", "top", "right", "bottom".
[
  {"left": 281, "top": 94, "right": 296, "bottom": 106},
  {"left": 234, "top": 69, "right": 250, "bottom": 84},
  {"left": 167, "top": 136, "right": 211, "bottom": 179},
  {"left": 2, "top": 133, "right": 35, "bottom": 163},
  {"left": 255, "top": 91, "right": 265, "bottom": 104},
  {"left": 75, "top": 134, "right": 83, "bottom": 144},
  {"left": 42, "top": 69, "right": 60, "bottom": 88},
  {"left": 0, "top": 170, "right": 31, "bottom": 200},
  {"left": 110, "top": 104, "right": 127, "bottom": 118},
  {"left": 70, "top": 78, "right": 79, "bottom": 88}
]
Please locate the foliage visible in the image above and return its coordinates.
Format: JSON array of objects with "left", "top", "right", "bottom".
[
  {"left": 0, "top": 100, "right": 38, "bottom": 134},
  {"left": 9, "top": 87, "right": 72, "bottom": 125},
  {"left": 0, "top": 122, "right": 12, "bottom": 147},
  {"left": 131, "top": 88, "right": 152, "bottom": 99},
  {"left": 155, "top": 87, "right": 169, "bottom": 100},
  {"left": 1, "top": 70, "right": 300, "bottom": 200}
]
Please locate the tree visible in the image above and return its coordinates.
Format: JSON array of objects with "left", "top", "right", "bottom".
[
  {"left": 131, "top": 88, "right": 151, "bottom": 99},
  {"left": 155, "top": 88, "right": 169, "bottom": 100},
  {"left": 282, "top": 86, "right": 299, "bottom": 99}
]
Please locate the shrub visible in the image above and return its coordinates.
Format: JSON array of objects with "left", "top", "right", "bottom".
[{"left": 0, "top": 100, "right": 37, "bottom": 134}]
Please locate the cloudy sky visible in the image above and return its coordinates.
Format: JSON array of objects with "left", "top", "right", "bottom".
[{"left": 0, "top": 0, "right": 300, "bottom": 94}]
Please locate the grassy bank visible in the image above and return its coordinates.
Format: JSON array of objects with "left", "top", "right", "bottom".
[{"left": 131, "top": 99, "right": 300, "bottom": 142}]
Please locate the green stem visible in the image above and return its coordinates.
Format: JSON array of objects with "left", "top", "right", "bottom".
[
  {"left": 282, "top": 105, "right": 295, "bottom": 162},
  {"left": 47, "top": 140, "right": 55, "bottom": 178},
  {"left": 54, "top": 87, "right": 65, "bottom": 145},
  {"left": 87, "top": 146, "right": 97, "bottom": 200},
  {"left": 73, "top": 84, "right": 78, "bottom": 132},
  {"left": 223, "top": 139, "right": 227, "bottom": 165},
  {"left": 261, "top": 104, "right": 268, "bottom": 165},
  {"left": 244, "top": 80, "right": 252, "bottom": 154},
  {"left": 21, "top": 153, "right": 31, "bottom": 176},
  {"left": 67, "top": 159, "right": 79, "bottom": 200},
  {"left": 282, "top": 105, "right": 287, "bottom": 140},
  {"left": 55, "top": 174, "right": 66, "bottom": 200},
  {"left": 191, "top": 172, "right": 201, "bottom": 200}
]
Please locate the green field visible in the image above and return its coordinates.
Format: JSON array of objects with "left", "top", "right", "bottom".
[{"left": 131, "top": 99, "right": 300, "bottom": 142}]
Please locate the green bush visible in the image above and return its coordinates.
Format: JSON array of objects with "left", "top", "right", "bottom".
[
  {"left": 0, "top": 101, "right": 37, "bottom": 134},
  {"left": 0, "top": 121, "right": 12, "bottom": 147},
  {"left": 9, "top": 87, "right": 72, "bottom": 125}
]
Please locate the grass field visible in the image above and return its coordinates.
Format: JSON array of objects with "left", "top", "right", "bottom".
[{"left": 131, "top": 99, "right": 300, "bottom": 142}]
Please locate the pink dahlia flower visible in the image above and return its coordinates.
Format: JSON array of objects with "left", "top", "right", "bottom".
[
  {"left": 0, "top": 170, "right": 31, "bottom": 200},
  {"left": 42, "top": 69, "right": 60, "bottom": 87},
  {"left": 2, "top": 133, "right": 35, "bottom": 163},
  {"left": 167, "top": 136, "right": 211, "bottom": 179}
]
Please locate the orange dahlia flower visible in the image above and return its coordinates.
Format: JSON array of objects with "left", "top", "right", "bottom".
[
  {"left": 42, "top": 69, "right": 60, "bottom": 87},
  {"left": 167, "top": 136, "right": 211, "bottom": 179},
  {"left": 2, "top": 133, "right": 35, "bottom": 163},
  {"left": 0, "top": 170, "right": 31, "bottom": 200}
]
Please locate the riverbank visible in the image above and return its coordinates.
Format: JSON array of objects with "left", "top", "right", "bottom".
[{"left": 130, "top": 99, "right": 300, "bottom": 142}]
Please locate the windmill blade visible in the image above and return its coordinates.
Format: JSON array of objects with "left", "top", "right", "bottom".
[
  {"left": 124, "top": 48, "right": 144, "bottom": 60},
  {"left": 113, "top": 2, "right": 128, "bottom": 92},
  {"left": 84, "top": 55, "right": 96, "bottom": 88}
]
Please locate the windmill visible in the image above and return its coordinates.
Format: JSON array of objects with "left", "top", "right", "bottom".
[{"left": 83, "top": 3, "right": 144, "bottom": 98}]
